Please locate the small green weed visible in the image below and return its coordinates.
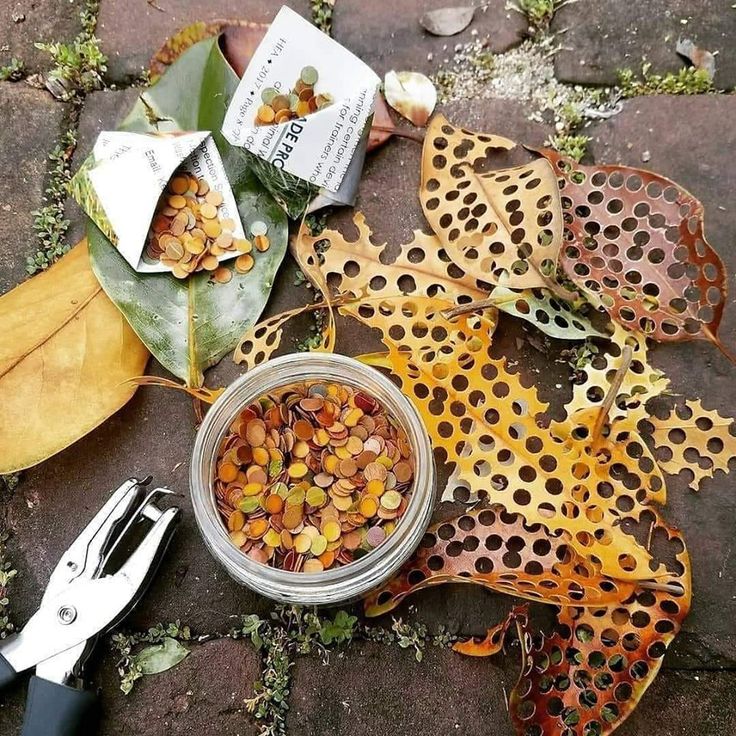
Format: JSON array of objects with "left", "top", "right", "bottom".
[
  {"left": 548, "top": 134, "right": 591, "bottom": 162},
  {"left": 0, "top": 58, "right": 25, "bottom": 81},
  {"left": 0, "top": 532, "right": 18, "bottom": 640},
  {"left": 618, "top": 65, "right": 714, "bottom": 97},
  {"left": 311, "top": 0, "right": 334, "bottom": 36},
  {"left": 28, "top": 128, "right": 77, "bottom": 274}
]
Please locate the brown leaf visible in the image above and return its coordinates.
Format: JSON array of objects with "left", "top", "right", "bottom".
[
  {"left": 367, "top": 94, "right": 397, "bottom": 152},
  {"left": 509, "top": 510, "right": 690, "bottom": 736},
  {"left": 0, "top": 241, "right": 149, "bottom": 474},
  {"left": 421, "top": 115, "right": 564, "bottom": 291},
  {"left": 364, "top": 505, "right": 637, "bottom": 617},
  {"left": 539, "top": 147, "right": 732, "bottom": 357},
  {"left": 676, "top": 38, "right": 716, "bottom": 80},
  {"left": 419, "top": 6, "right": 476, "bottom": 36},
  {"left": 148, "top": 20, "right": 266, "bottom": 81}
]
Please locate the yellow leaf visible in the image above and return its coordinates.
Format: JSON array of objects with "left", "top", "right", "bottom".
[
  {"left": 293, "top": 211, "right": 490, "bottom": 304},
  {"left": 0, "top": 241, "right": 149, "bottom": 473},
  {"left": 341, "top": 294, "right": 661, "bottom": 580},
  {"left": 420, "top": 114, "right": 563, "bottom": 291},
  {"left": 566, "top": 323, "right": 669, "bottom": 424},
  {"left": 645, "top": 398, "right": 736, "bottom": 490}
]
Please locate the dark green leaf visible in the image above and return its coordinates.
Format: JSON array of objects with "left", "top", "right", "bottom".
[{"left": 87, "top": 37, "right": 287, "bottom": 385}]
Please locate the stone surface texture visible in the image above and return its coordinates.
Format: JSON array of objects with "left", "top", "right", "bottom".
[
  {"left": 0, "top": 0, "right": 84, "bottom": 72},
  {"left": 0, "top": 83, "right": 70, "bottom": 294},
  {"left": 333, "top": 0, "right": 526, "bottom": 77},
  {"left": 97, "top": 0, "right": 312, "bottom": 81},
  {"left": 1, "top": 1, "right": 736, "bottom": 735},
  {"left": 553, "top": 0, "right": 736, "bottom": 88}
]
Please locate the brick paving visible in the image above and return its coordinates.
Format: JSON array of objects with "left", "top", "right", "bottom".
[{"left": 1, "top": 1, "right": 735, "bottom": 735}]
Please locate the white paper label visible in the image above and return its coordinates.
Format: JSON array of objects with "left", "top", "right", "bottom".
[
  {"left": 87, "top": 131, "right": 246, "bottom": 273},
  {"left": 221, "top": 6, "right": 380, "bottom": 193}
]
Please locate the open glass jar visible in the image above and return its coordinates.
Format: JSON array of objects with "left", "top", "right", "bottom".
[{"left": 190, "top": 353, "right": 436, "bottom": 605}]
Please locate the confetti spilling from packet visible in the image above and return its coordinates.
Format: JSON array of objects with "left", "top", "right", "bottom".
[
  {"left": 214, "top": 381, "right": 415, "bottom": 572},
  {"left": 146, "top": 170, "right": 268, "bottom": 280},
  {"left": 256, "top": 66, "right": 334, "bottom": 126}
]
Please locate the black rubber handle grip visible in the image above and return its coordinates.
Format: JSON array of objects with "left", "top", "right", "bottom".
[
  {"left": 0, "top": 652, "right": 17, "bottom": 689},
  {"left": 21, "top": 676, "right": 98, "bottom": 736}
]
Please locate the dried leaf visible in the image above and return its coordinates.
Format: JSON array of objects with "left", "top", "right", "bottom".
[
  {"left": 341, "top": 295, "right": 660, "bottom": 579},
  {"left": 453, "top": 605, "right": 528, "bottom": 657},
  {"left": 384, "top": 71, "right": 437, "bottom": 127},
  {"left": 565, "top": 324, "right": 668, "bottom": 424},
  {"left": 420, "top": 116, "right": 563, "bottom": 291},
  {"left": 364, "top": 506, "right": 637, "bottom": 617},
  {"left": 368, "top": 94, "right": 397, "bottom": 152},
  {"left": 509, "top": 510, "right": 690, "bottom": 736},
  {"left": 134, "top": 637, "right": 190, "bottom": 675},
  {"left": 539, "top": 148, "right": 732, "bottom": 357},
  {"left": 234, "top": 304, "right": 315, "bottom": 371},
  {"left": 643, "top": 398, "right": 736, "bottom": 490},
  {"left": 419, "top": 6, "right": 475, "bottom": 36},
  {"left": 0, "top": 241, "right": 149, "bottom": 474},
  {"left": 676, "top": 38, "right": 716, "bottom": 80},
  {"left": 294, "top": 212, "right": 602, "bottom": 341}
]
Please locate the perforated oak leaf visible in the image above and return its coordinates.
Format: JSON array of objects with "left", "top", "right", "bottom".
[
  {"left": 340, "top": 295, "right": 661, "bottom": 579},
  {"left": 509, "top": 509, "right": 691, "bottom": 736},
  {"left": 539, "top": 148, "right": 731, "bottom": 358},
  {"left": 641, "top": 398, "right": 736, "bottom": 490},
  {"left": 363, "top": 506, "right": 637, "bottom": 618},
  {"left": 294, "top": 213, "right": 604, "bottom": 341},
  {"left": 420, "top": 115, "right": 563, "bottom": 291}
]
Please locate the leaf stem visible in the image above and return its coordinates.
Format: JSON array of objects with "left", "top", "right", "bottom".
[
  {"left": 592, "top": 345, "right": 633, "bottom": 440},
  {"left": 371, "top": 124, "right": 425, "bottom": 144},
  {"left": 442, "top": 297, "right": 500, "bottom": 320},
  {"left": 638, "top": 580, "right": 685, "bottom": 595}
]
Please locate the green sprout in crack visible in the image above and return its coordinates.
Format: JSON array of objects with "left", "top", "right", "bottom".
[
  {"left": 547, "top": 133, "right": 591, "bottom": 163},
  {"left": 618, "top": 64, "right": 714, "bottom": 98},
  {"left": 35, "top": 0, "right": 106, "bottom": 101},
  {"left": 0, "top": 532, "right": 18, "bottom": 640},
  {"left": 311, "top": 0, "right": 334, "bottom": 36},
  {"left": 0, "top": 58, "right": 25, "bottom": 82},
  {"left": 28, "top": 128, "right": 77, "bottom": 275},
  {"left": 509, "top": 0, "right": 568, "bottom": 37}
]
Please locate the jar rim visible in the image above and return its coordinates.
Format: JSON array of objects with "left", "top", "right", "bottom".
[{"left": 190, "top": 353, "right": 436, "bottom": 605}]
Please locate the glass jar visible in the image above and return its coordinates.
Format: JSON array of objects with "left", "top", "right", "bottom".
[{"left": 190, "top": 352, "right": 436, "bottom": 606}]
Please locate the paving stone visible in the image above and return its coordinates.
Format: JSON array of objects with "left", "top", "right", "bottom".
[
  {"left": 0, "top": 0, "right": 84, "bottom": 72},
  {"left": 552, "top": 0, "right": 736, "bottom": 89},
  {"left": 97, "top": 0, "right": 312, "bottom": 82},
  {"left": 333, "top": 0, "right": 526, "bottom": 77},
  {"left": 94, "top": 638, "right": 260, "bottom": 735},
  {"left": 65, "top": 86, "right": 144, "bottom": 244},
  {"left": 617, "top": 670, "right": 736, "bottom": 735},
  {"left": 585, "top": 94, "right": 736, "bottom": 667},
  {"left": 289, "top": 643, "right": 515, "bottom": 736},
  {"left": 0, "top": 82, "right": 71, "bottom": 295}
]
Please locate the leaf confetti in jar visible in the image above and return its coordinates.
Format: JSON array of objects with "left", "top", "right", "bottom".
[{"left": 213, "top": 380, "right": 415, "bottom": 572}]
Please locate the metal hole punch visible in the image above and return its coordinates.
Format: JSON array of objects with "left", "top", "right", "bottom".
[{"left": 0, "top": 477, "right": 181, "bottom": 736}]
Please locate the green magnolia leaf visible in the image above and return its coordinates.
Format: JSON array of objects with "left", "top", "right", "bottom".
[
  {"left": 87, "top": 36, "right": 287, "bottom": 386},
  {"left": 134, "top": 637, "right": 190, "bottom": 675},
  {"left": 492, "top": 287, "right": 607, "bottom": 341}
]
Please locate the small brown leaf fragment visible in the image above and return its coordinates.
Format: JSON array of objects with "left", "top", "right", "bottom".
[
  {"left": 419, "top": 6, "right": 475, "bottom": 36},
  {"left": 676, "top": 38, "right": 716, "bottom": 80}
]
